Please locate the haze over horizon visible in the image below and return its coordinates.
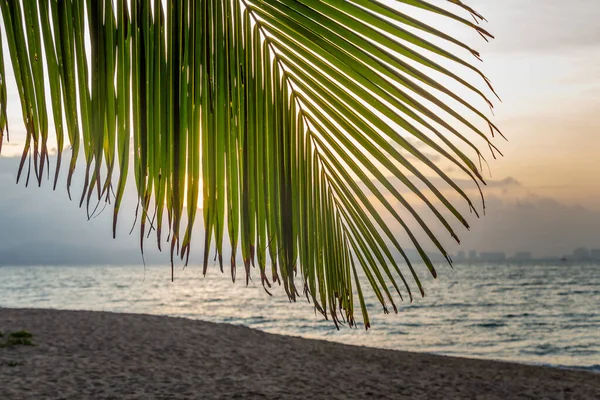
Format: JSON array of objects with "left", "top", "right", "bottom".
[{"left": 0, "top": 154, "right": 598, "bottom": 264}]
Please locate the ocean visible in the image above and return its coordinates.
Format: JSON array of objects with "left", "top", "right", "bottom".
[{"left": 1, "top": 262, "right": 598, "bottom": 372}]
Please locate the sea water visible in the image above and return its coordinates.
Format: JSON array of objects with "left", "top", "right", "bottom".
[{"left": 0, "top": 262, "right": 598, "bottom": 372}]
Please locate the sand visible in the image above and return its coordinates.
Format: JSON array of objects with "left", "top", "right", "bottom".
[{"left": 0, "top": 308, "right": 598, "bottom": 399}]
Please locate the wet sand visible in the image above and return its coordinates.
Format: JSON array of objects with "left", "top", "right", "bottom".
[{"left": 1, "top": 308, "right": 598, "bottom": 399}]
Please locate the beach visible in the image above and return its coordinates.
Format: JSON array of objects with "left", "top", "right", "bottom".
[{"left": 1, "top": 308, "right": 598, "bottom": 399}]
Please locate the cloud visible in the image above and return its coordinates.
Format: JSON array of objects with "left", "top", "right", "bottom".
[
  {"left": 484, "top": 176, "right": 521, "bottom": 187},
  {"left": 385, "top": 136, "right": 442, "bottom": 163},
  {"left": 360, "top": 171, "right": 521, "bottom": 202},
  {"left": 455, "top": 194, "right": 600, "bottom": 258}
]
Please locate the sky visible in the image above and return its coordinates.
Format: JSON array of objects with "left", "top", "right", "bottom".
[{"left": 0, "top": 0, "right": 599, "bottom": 261}]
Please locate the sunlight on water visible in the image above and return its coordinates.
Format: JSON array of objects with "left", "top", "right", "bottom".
[{"left": 1, "top": 262, "right": 598, "bottom": 372}]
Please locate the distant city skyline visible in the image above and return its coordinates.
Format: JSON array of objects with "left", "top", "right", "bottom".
[{"left": 454, "top": 246, "right": 600, "bottom": 263}]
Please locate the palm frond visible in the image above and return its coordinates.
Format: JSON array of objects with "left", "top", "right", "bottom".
[{"left": 0, "top": 0, "right": 501, "bottom": 328}]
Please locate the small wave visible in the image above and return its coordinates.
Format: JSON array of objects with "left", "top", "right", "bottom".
[
  {"left": 515, "top": 281, "right": 546, "bottom": 287},
  {"left": 574, "top": 364, "right": 600, "bottom": 373},
  {"left": 561, "top": 324, "right": 599, "bottom": 330},
  {"left": 502, "top": 336, "right": 524, "bottom": 343},
  {"left": 491, "top": 287, "right": 514, "bottom": 294},
  {"left": 525, "top": 321, "right": 549, "bottom": 327},
  {"left": 399, "top": 322, "right": 421, "bottom": 328},
  {"left": 113, "top": 284, "right": 129, "bottom": 289},
  {"left": 472, "top": 321, "right": 506, "bottom": 329},
  {"left": 537, "top": 363, "right": 600, "bottom": 373},
  {"left": 504, "top": 313, "right": 532, "bottom": 319},
  {"left": 387, "top": 330, "right": 409, "bottom": 336},
  {"left": 201, "top": 298, "right": 224, "bottom": 303},
  {"left": 409, "top": 302, "right": 499, "bottom": 310},
  {"left": 521, "top": 343, "right": 561, "bottom": 356},
  {"left": 245, "top": 315, "right": 278, "bottom": 325}
]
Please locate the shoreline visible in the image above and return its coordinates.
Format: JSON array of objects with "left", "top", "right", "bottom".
[{"left": 1, "top": 308, "right": 599, "bottom": 399}]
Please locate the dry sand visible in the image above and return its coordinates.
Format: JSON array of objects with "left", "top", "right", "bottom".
[{"left": 1, "top": 308, "right": 598, "bottom": 399}]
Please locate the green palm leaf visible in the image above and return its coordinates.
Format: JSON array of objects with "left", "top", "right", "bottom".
[{"left": 0, "top": 0, "right": 500, "bottom": 328}]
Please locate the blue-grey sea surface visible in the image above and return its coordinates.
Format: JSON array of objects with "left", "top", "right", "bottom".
[{"left": 1, "top": 262, "right": 598, "bottom": 372}]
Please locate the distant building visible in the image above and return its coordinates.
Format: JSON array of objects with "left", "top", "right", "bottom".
[
  {"left": 479, "top": 252, "right": 506, "bottom": 263},
  {"left": 590, "top": 249, "right": 600, "bottom": 260},
  {"left": 456, "top": 251, "right": 466, "bottom": 262},
  {"left": 512, "top": 251, "right": 532, "bottom": 261},
  {"left": 573, "top": 247, "right": 590, "bottom": 260},
  {"left": 469, "top": 250, "right": 477, "bottom": 261}
]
